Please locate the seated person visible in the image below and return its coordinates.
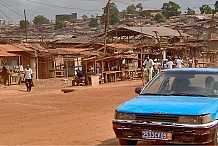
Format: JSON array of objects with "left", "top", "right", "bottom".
[
  {"left": 205, "top": 76, "right": 215, "bottom": 95},
  {"left": 76, "top": 69, "right": 85, "bottom": 85}
]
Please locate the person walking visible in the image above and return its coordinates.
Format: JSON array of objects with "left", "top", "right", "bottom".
[
  {"left": 176, "top": 57, "right": 184, "bottom": 68},
  {"left": 166, "top": 58, "right": 174, "bottom": 69},
  {"left": 187, "top": 58, "right": 193, "bottom": 68},
  {"left": 24, "top": 65, "right": 33, "bottom": 92},
  {"left": 143, "top": 56, "right": 154, "bottom": 82},
  {"left": 194, "top": 57, "right": 199, "bottom": 68}
]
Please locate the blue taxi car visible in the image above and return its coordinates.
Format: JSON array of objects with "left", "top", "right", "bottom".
[{"left": 113, "top": 68, "right": 218, "bottom": 145}]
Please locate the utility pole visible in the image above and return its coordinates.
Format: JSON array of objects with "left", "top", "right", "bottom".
[
  {"left": 24, "top": 9, "right": 28, "bottom": 43},
  {"left": 206, "top": 11, "right": 216, "bottom": 65},
  {"left": 104, "top": 0, "right": 111, "bottom": 54}
]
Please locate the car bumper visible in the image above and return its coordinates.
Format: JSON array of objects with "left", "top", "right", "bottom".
[{"left": 113, "top": 120, "right": 218, "bottom": 144}]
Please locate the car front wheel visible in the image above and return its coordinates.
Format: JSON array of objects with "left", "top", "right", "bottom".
[{"left": 119, "top": 139, "right": 137, "bottom": 145}]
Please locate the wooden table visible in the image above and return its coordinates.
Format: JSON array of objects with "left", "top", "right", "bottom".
[
  {"left": 103, "top": 71, "right": 122, "bottom": 83},
  {"left": 124, "top": 69, "right": 142, "bottom": 80},
  {"left": 49, "top": 70, "right": 66, "bottom": 78}
]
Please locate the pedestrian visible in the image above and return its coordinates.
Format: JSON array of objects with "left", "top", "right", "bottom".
[
  {"left": 1, "top": 63, "right": 11, "bottom": 85},
  {"left": 187, "top": 58, "right": 193, "bottom": 68},
  {"left": 153, "top": 59, "right": 161, "bottom": 75},
  {"left": 194, "top": 57, "right": 199, "bottom": 68},
  {"left": 176, "top": 57, "right": 184, "bottom": 68},
  {"left": 143, "top": 56, "right": 154, "bottom": 82},
  {"left": 24, "top": 65, "right": 33, "bottom": 92},
  {"left": 166, "top": 58, "right": 174, "bottom": 69}
]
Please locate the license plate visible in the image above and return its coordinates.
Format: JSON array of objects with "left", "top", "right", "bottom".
[{"left": 142, "top": 131, "right": 172, "bottom": 140}]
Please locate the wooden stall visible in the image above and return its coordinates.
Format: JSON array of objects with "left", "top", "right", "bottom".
[{"left": 82, "top": 54, "right": 141, "bottom": 84}]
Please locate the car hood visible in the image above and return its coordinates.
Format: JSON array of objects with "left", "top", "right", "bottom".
[{"left": 116, "top": 96, "right": 218, "bottom": 116}]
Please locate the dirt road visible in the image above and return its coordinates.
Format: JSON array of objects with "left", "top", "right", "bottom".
[{"left": 0, "top": 78, "right": 142, "bottom": 145}]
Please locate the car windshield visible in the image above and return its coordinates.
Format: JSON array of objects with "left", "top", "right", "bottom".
[{"left": 141, "top": 71, "right": 218, "bottom": 97}]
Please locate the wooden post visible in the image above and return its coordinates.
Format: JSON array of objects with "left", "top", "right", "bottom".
[
  {"left": 24, "top": 10, "right": 28, "bottom": 43},
  {"left": 66, "top": 58, "right": 68, "bottom": 78},
  {"left": 104, "top": 0, "right": 111, "bottom": 53}
]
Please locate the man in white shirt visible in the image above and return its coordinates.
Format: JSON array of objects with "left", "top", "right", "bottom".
[
  {"left": 176, "top": 57, "right": 184, "bottom": 68},
  {"left": 143, "top": 57, "right": 154, "bottom": 81},
  {"left": 24, "top": 65, "right": 33, "bottom": 92},
  {"left": 166, "top": 58, "right": 174, "bottom": 69}
]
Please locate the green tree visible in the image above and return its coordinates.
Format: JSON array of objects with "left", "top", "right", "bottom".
[
  {"left": 55, "top": 15, "right": 71, "bottom": 29},
  {"left": 33, "top": 15, "right": 49, "bottom": 25},
  {"left": 126, "top": 4, "right": 137, "bottom": 15},
  {"left": 89, "top": 18, "right": 98, "bottom": 27},
  {"left": 140, "top": 10, "right": 151, "bottom": 18},
  {"left": 214, "top": 1, "right": 218, "bottom": 12},
  {"left": 154, "top": 13, "right": 166, "bottom": 23},
  {"left": 161, "top": 1, "right": 181, "bottom": 18},
  {"left": 199, "top": 4, "right": 213, "bottom": 14},
  {"left": 82, "top": 15, "right": 88, "bottom": 20},
  {"left": 136, "top": 3, "right": 143, "bottom": 12},
  {"left": 102, "top": 2, "right": 120, "bottom": 25},
  {"left": 187, "top": 7, "right": 195, "bottom": 15},
  {"left": 19, "top": 20, "right": 30, "bottom": 30}
]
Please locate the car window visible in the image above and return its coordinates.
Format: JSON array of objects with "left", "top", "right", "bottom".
[{"left": 142, "top": 72, "right": 218, "bottom": 97}]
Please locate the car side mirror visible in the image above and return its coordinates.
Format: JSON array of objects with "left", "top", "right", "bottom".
[{"left": 135, "top": 87, "right": 142, "bottom": 94}]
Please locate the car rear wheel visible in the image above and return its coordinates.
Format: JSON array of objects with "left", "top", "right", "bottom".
[{"left": 119, "top": 139, "right": 137, "bottom": 145}]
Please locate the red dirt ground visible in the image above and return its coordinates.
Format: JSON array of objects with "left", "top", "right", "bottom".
[{"left": 0, "top": 78, "right": 143, "bottom": 145}]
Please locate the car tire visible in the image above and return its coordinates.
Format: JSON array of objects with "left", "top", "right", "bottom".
[{"left": 119, "top": 139, "right": 137, "bottom": 145}]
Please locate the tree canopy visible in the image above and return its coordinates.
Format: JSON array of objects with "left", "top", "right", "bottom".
[
  {"left": 154, "top": 13, "right": 166, "bottom": 23},
  {"left": 199, "top": 4, "right": 213, "bottom": 14},
  {"left": 82, "top": 15, "right": 88, "bottom": 20},
  {"left": 161, "top": 1, "right": 181, "bottom": 18},
  {"left": 102, "top": 2, "right": 120, "bottom": 25},
  {"left": 126, "top": 4, "right": 137, "bottom": 16},
  {"left": 33, "top": 15, "right": 50, "bottom": 25},
  {"left": 20, "top": 20, "right": 30, "bottom": 30},
  {"left": 187, "top": 7, "right": 195, "bottom": 15},
  {"left": 89, "top": 18, "right": 98, "bottom": 28},
  {"left": 136, "top": 3, "right": 143, "bottom": 12}
]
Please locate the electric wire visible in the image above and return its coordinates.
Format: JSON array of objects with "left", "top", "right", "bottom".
[
  {"left": 26, "top": 0, "right": 102, "bottom": 13},
  {"left": 0, "top": 0, "right": 24, "bottom": 17},
  {"left": 0, "top": 0, "right": 35, "bottom": 21},
  {"left": 0, "top": 9, "right": 12, "bottom": 20}
]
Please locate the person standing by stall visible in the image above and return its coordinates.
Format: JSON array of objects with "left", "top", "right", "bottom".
[
  {"left": 1, "top": 63, "right": 11, "bottom": 85},
  {"left": 24, "top": 65, "right": 33, "bottom": 92}
]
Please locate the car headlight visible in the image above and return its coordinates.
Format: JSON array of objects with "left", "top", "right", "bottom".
[
  {"left": 115, "top": 112, "right": 136, "bottom": 120},
  {"left": 178, "top": 114, "right": 211, "bottom": 124}
]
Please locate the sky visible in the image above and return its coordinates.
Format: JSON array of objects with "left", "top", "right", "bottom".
[{"left": 0, "top": 0, "right": 217, "bottom": 22}]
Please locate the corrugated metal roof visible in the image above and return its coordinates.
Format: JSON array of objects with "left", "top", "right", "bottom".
[
  {"left": 106, "top": 43, "right": 135, "bottom": 50},
  {"left": 0, "top": 44, "right": 33, "bottom": 52},
  {"left": 125, "top": 26, "right": 190, "bottom": 37},
  {"left": 0, "top": 50, "right": 20, "bottom": 57}
]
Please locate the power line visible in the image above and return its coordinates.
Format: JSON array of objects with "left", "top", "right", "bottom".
[
  {"left": 0, "top": 0, "right": 24, "bottom": 18},
  {"left": 0, "top": 0, "right": 35, "bottom": 21},
  {"left": 0, "top": 9, "right": 12, "bottom": 20},
  {"left": 26, "top": 0, "right": 102, "bottom": 13}
]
